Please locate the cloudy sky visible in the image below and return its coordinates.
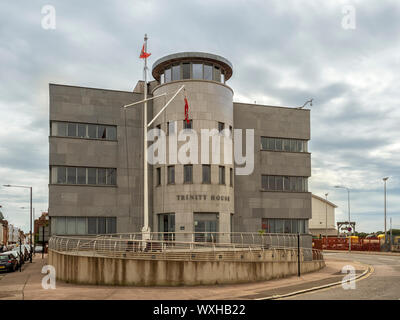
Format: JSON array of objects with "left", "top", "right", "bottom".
[{"left": 0, "top": 0, "right": 399, "bottom": 233}]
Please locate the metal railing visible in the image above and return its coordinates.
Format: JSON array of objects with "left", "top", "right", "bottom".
[{"left": 49, "top": 232, "right": 321, "bottom": 262}]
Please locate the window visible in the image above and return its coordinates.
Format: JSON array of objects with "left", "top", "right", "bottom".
[
  {"left": 77, "top": 167, "right": 86, "bottom": 184},
  {"left": 67, "top": 123, "right": 77, "bottom": 137},
  {"left": 160, "top": 73, "right": 165, "bottom": 84},
  {"left": 156, "top": 167, "right": 161, "bottom": 186},
  {"left": 182, "top": 63, "right": 190, "bottom": 79},
  {"left": 78, "top": 124, "right": 86, "bottom": 138},
  {"left": 213, "top": 66, "right": 221, "bottom": 82},
  {"left": 165, "top": 68, "right": 171, "bottom": 82},
  {"left": 202, "top": 165, "right": 211, "bottom": 184},
  {"left": 192, "top": 63, "right": 203, "bottom": 79},
  {"left": 230, "top": 168, "right": 233, "bottom": 187},
  {"left": 107, "top": 126, "right": 117, "bottom": 140},
  {"left": 56, "top": 122, "right": 67, "bottom": 136},
  {"left": 88, "top": 124, "right": 97, "bottom": 139},
  {"left": 98, "top": 125, "right": 107, "bottom": 139},
  {"left": 52, "top": 216, "right": 117, "bottom": 235},
  {"left": 67, "top": 167, "right": 76, "bottom": 184},
  {"left": 183, "top": 119, "right": 192, "bottom": 130},
  {"left": 167, "top": 166, "right": 175, "bottom": 184},
  {"left": 219, "top": 166, "right": 225, "bottom": 185},
  {"left": 262, "top": 175, "right": 308, "bottom": 192},
  {"left": 172, "top": 65, "right": 180, "bottom": 81},
  {"left": 261, "top": 136, "right": 308, "bottom": 153},
  {"left": 52, "top": 166, "right": 117, "bottom": 186},
  {"left": 88, "top": 168, "right": 97, "bottom": 184},
  {"left": 184, "top": 165, "right": 193, "bottom": 184},
  {"left": 57, "top": 167, "right": 66, "bottom": 184},
  {"left": 204, "top": 64, "right": 213, "bottom": 80},
  {"left": 98, "top": 168, "right": 106, "bottom": 185},
  {"left": 262, "top": 218, "right": 308, "bottom": 234},
  {"left": 218, "top": 122, "right": 224, "bottom": 133}
]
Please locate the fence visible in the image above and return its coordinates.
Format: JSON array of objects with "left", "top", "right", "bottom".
[
  {"left": 49, "top": 232, "right": 320, "bottom": 262},
  {"left": 313, "top": 237, "right": 381, "bottom": 252}
]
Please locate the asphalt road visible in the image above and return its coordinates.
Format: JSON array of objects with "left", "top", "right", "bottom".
[{"left": 284, "top": 252, "right": 400, "bottom": 300}]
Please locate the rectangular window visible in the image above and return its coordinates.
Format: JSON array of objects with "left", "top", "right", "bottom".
[
  {"left": 78, "top": 124, "right": 86, "bottom": 138},
  {"left": 219, "top": 166, "right": 225, "bottom": 185},
  {"left": 165, "top": 68, "right": 171, "bottom": 82},
  {"left": 106, "top": 217, "right": 116, "bottom": 234},
  {"left": 202, "top": 165, "right": 211, "bottom": 184},
  {"left": 218, "top": 122, "right": 224, "bottom": 133},
  {"left": 184, "top": 165, "right": 193, "bottom": 184},
  {"left": 182, "top": 63, "right": 190, "bottom": 79},
  {"left": 77, "top": 167, "right": 86, "bottom": 184},
  {"left": 275, "top": 219, "right": 284, "bottom": 233},
  {"left": 107, "top": 126, "right": 117, "bottom": 140},
  {"left": 261, "top": 137, "right": 268, "bottom": 150},
  {"left": 156, "top": 167, "right": 161, "bottom": 186},
  {"left": 98, "top": 125, "right": 107, "bottom": 139},
  {"left": 67, "top": 123, "right": 77, "bottom": 137},
  {"left": 172, "top": 65, "right": 180, "bottom": 81},
  {"left": 160, "top": 73, "right": 165, "bottom": 84},
  {"left": 192, "top": 63, "right": 203, "bottom": 79},
  {"left": 276, "top": 176, "right": 283, "bottom": 191},
  {"left": 167, "top": 166, "right": 175, "bottom": 184},
  {"left": 275, "top": 138, "right": 283, "bottom": 151},
  {"left": 106, "top": 168, "right": 116, "bottom": 185},
  {"left": 88, "top": 124, "right": 97, "bottom": 139},
  {"left": 55, "top": 217, "right": 66, "bottom": 235},
  {"left": 57, "top": 167, "right": 66, "bottom": 184},
  {"left": 66, "top": 217, "right": 76, "bottom": 235},
  {"left": 283, "top": 176, "right": 290, "bottom": 191},
  {"left": 283, "top": 139, "right": 290, "bottom": 151},
  {"left": 204, "top": 64, "right": 213, "bottom": 80},
  {"left": 261, "top": 175, "right": 268, "bottom": 190},
  {"left": 290, "top": 176, "right": 297, "bottom": 192},
  {"left": 267, "top": 138, "right": 275, "bottom": 150},
  {"left": 183, "top": 119, "right": 192, "bottom": 130},
  {"left": 57, "top": 122, "right": 67, "bottom": 136},
  {"left": 268, "top": 176, "right": 276, "bottom": 190},
  {"left": 98, "top": 168, "right": 106, "bottom": 185},
  {"left": 98, "top": 217, "right": 106, "bottom": 234},
  {"left": 88, "top": 168, "right": 97, "bottom": 184},
  {"left": 76, "top": 218, "right": 86, "bottom": 235},
  {"left": 230, "top": 168, "right": 233, "bottom": 187},
  {"left": 88, "top": 217, "right": 97, "bottom": 235},
  {"left": 213, "top": 66, "right": 221, "bottom": 82},
  {"left": 290, "top": 139, "right": 297, "bottom": 152},
  {"left": 67, "top": 167, "right": 76, "bottom": 184}
]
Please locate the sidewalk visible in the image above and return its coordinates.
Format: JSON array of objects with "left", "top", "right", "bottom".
[{"left": 0, "top": 255, "right": 369, "bottom": 300}]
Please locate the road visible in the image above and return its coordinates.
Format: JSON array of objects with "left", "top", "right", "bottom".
[{"left": 284, "top": 252, "right": 400, "bottom": 300}]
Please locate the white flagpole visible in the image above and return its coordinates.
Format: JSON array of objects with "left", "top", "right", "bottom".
[{"left": 142, "top": 34, "right": 150, "bottom": 240}]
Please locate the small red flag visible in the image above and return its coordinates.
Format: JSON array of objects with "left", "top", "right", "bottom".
[
  {"left": 139, "top": 44, "right": 151, "bottom": 59},
  {"left": 184, "top": 97, "right": 189, "bottom": 124}
]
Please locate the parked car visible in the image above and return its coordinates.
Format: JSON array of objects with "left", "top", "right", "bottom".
[
  {"left": 2, "top": 251, "right": 20, "bottom": 268},
  {"left": 10, "top": 248, "right": 24, "bottom": 265},
  {"left": 0, "top": 253, "right": 18, "bottom": 272}
]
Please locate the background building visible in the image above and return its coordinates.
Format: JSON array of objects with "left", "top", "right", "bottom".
[
  {"left": 48, "top": 52, "right": 312, "bottom": 240},
  {"left": 309, "top": 194, "right": 337, "bottom": 237}
]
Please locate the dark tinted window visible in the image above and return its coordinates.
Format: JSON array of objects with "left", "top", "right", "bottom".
[
  {"left": 202, "top": 165, "right": 211, "bottom": 184},
  {"left": 98, "top": 168, "right": 106, "bottom": 184}
]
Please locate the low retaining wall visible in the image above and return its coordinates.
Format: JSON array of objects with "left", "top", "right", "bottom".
[{"left": 49, "top": 249, "right": 325, "bottom": 286}]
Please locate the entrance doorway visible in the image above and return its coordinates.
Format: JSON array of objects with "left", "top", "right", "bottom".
[
  {"left": 158, "top": 213, "right": 175, "bottom": 241},
  {"left": 194, "top": 213, "right": 219, "bottom": 242}
]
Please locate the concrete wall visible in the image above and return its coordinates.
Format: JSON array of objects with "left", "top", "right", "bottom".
[
  {"left": 49, "top": 84, "right": 153, "bottom": 233},
  {"left": 151, "top": 80, "right": 234, "bottom": 235},
  {"left": 49, "top": 249, "right": 324, "bottom": 286},
  {"left": 233, "top": 103, "right": 311, "bottom": 232}
]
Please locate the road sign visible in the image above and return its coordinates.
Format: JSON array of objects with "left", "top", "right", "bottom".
[{"left": 38, "top": 226, "right": 50, "bottom": 242}]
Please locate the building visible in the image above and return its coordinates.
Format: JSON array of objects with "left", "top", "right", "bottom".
[
  {"left": 309, "top": 194, "right": 337, "bottom": 237},
  {"left": 48, "top": 52, "right": 311, "bottom": 239}
]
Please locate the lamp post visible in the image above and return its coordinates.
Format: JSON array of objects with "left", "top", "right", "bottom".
[
  {"left": 3, "top": 184, "right": 33, "bottom": 262},
  {"left": 335, "top": 185, "right": 351, "bottom": 252},
  {"left": 383, "top": 177, "right": 389, "bottom": 246}
]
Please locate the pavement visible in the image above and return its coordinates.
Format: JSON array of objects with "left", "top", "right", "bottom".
[{"left": 0, "top": 252, "right": 375, "bottom": 300}]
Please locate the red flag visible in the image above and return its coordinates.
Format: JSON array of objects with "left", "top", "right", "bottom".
[
  {"left": 184, "top": 97, "right": 189, "bottom": 124},
  {"left": 139, "top": 44, "right": 151, "bottom": 59}
]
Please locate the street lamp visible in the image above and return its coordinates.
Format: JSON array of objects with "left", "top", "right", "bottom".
[
  {"left": 383, "top": 177, "right": 389, "bottom": 246},
  {"left": 335, "top": 185, "right": 352, "bottom": 252},
  {"left": 3, "top": 184, "right": 33, "bottom": 263}
]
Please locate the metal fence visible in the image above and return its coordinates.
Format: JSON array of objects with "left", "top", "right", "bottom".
[{"left": 49, "top": 232, "right": 321, "bottom": 262}]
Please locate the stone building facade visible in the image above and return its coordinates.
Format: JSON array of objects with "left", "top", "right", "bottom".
[{"left": 48, "top": 52, "right": 311, "bottom": 239}]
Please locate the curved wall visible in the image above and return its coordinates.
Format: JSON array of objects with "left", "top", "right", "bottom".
[{"left": 151, "top": 80, "right": 234, "bottom": 235}]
